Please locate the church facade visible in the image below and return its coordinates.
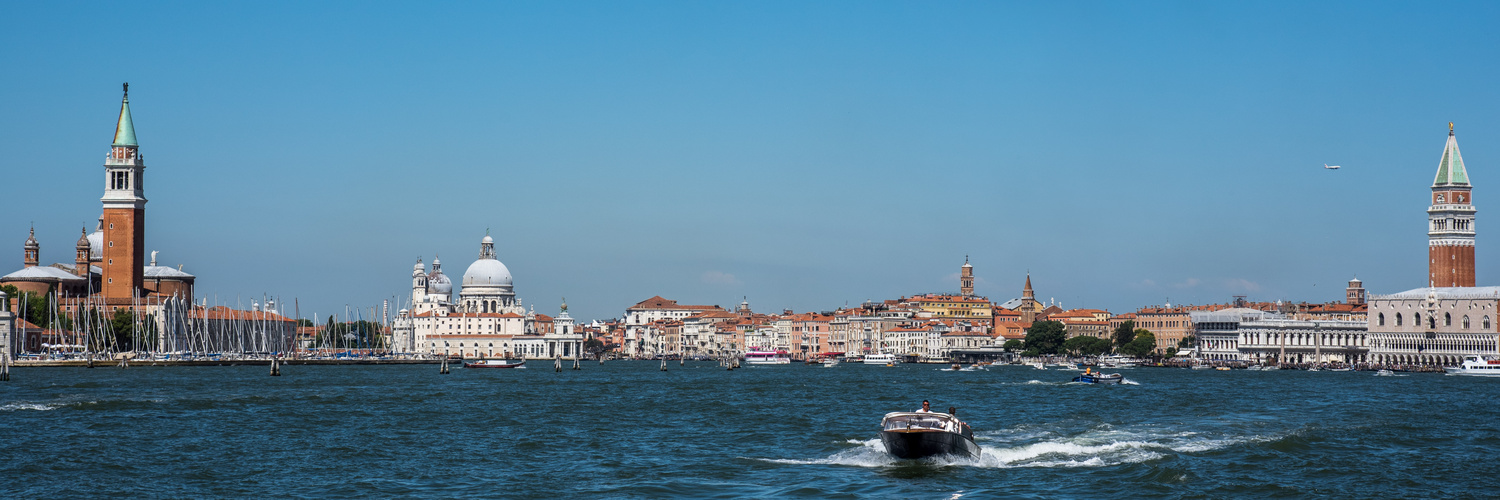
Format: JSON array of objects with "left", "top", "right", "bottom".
[{"left": 390, "top": 235, "right": 583, "bottom": 359}]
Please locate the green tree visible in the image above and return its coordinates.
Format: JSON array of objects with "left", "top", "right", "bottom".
[
  {"left": 1178, "top": 334, "right": 1196, "bottom": 349},
  {"left": 1121, "top": 329, "right": 1157, "bottom": 357},
  {"left": 1023, "top": 321, "right": 1067, "bottom": 355},
  {"left": 1165, "top": 347, "right": 1179, "bottom": 358},
  {"left": 1113, "top": 319, "right": 1136, "bottom": 349},
  {"left": 1002, "top": 339, "right": 1023, "bottom": 352},
  {"left": 1081, "top": 336, "right": 1112, "bottom": 356},
  {"left": 1062, "top": 336, "right": 1093, "bottom": 356}
]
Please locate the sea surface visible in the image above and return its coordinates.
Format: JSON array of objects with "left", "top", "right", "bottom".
[{"left": 2, "top": 361, "right": 1497, "bottom": 498}]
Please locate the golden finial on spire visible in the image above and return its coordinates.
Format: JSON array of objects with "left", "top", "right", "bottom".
[{"left": 1450, "top": 122, "right": 1455, "bottom": 133}]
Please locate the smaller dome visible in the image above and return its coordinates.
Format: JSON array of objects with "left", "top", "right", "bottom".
[
  {"left": 24, "top": 227, "right": 38, "bottom": 249},
  {"left": 412, "top": 258, "right": 426, "bottom": 277},
  {"left": 77, "top": 228, "right": 90, "bottom": 249},
  {"left": 428, "top": 271, "right": 453, "bottom": 296},
  {"left": 482, "top": 235, "right": 494, "bottom": 244}
]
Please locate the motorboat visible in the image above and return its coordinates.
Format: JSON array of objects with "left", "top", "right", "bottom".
[
  {"left": 463, "top": 359, "right": 525, "bottom": 369},
  {"left": 1444, "top": 355, "right": 1500, "bottom": 377},
  {"left": 879, "top": 411, "right": 981, "bottom": 460},
  {"left": 864, "top": 353, "right": 898, "bottom": 365},
  {"left": 1376, "top": 369, "right": 1396, "bottom": 376},
  {"left": 1072, "top": 372, "right": 1124, "bottom": 384},
  {"left": 744, "top": 350, "right": 791, "bottom": 365},
  {"left": 822, "top": 358, "right": 840, "bottom": 368},
  {"left": 1246, "top": 365, "right": 1263, "bottom": 371}
]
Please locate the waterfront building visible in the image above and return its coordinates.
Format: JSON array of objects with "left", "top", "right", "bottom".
[
  {"left": 624, "top": 296, "right": 724, "bottom": 326},
  {"left": 1235, "top": 318, "right": 1369, "bottom": 364},
  {"left": 1191, "top": 308, "right": 1284, "bottom": 361},
  {"left": 1367, "top": 287, "right": 1500, "bottom": 365},
  {"left": 392, "top": 235, "right": 582, "bottom": 359},
  {"left": 1050, "top": 309, "right": 1112, "bottom": 339},
  {"left": 1134, "top": 305, "right": 1194, "bottom": 354},
  {"left": 1429, "top": 123, "right": 1476, "bottom": 287},
  {"left": 904, "top": 294, "right": 994, "bottom": 326}
]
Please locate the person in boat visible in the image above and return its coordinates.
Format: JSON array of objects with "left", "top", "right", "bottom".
[{"left": 916, "top": 400, "right": 932, "bottom": 413}]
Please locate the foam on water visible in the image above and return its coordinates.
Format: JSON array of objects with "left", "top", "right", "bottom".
[
  {"left": 1, "top": 402, "right": 69, "bottom": 411},
  {"left": 766, "top": 424, "right": 1267, "bottom": 469}
]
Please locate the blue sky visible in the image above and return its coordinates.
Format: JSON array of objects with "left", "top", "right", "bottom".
[{"left": 3, "top": 1, "right": 1498, "bottom": 321}]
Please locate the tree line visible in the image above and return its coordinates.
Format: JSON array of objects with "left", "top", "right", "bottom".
[{"left": 1007, "top": 319, "right": 1188, "bottom": 358}]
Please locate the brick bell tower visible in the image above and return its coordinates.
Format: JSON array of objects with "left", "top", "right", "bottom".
[
  {"left": 1429, "top": 122, "right": 1475, "bottom": 287},
  {"left": 960, "top": 256, "right": 974, "bottom": 296},
  {"left": 101, "top": 83, "right": 147, "bottom": 300}
]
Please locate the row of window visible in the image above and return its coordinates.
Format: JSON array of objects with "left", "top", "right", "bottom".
[{"left": 1377, "top": 311, "right": 1490, "bottom": 330}]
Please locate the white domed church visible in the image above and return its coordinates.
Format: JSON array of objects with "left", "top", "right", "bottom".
[{"left": 392, "top": 234, "right": 582, "bottom": 360}]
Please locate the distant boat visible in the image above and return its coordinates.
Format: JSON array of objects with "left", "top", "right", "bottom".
[
  {"left": 864, "top": 353, "right": 898, "bottom": 365},
  {"left": 744, "top": 350, "right": 791, "bottom": 365},
  {"left": 463, "top": 359, "right": 525, "bottom": 369}
]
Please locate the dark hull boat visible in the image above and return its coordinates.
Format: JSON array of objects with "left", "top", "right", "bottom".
[
  {"left": 879, "top": 412, "right": 981, "bottom": 460},
  {"left": 1072, "top": 372, "right": 1123, "bottom": 384}
]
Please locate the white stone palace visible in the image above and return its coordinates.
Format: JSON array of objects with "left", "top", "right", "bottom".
[{"left": 390, "top": 234, "right": 582, "bottom": 359}]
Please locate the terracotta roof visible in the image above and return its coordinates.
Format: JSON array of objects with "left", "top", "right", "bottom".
[{"left": 628, "top": 296, "right": 721, "bottom": 311}]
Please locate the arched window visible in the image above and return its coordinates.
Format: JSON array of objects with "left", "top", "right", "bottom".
[
  {"left": 1463, "top": 316, "right": 1471, "bottom": 329},
  {"left": 1485, "top": 316, "right": 1492, "bottom": 330},
  {"left": 1414, "top": 313, "right": 1421, "bottom": 326},
  {"left": 1378, "top": 313, "right": 1385, "bottom": 326},
  {"left": 1396, "top": 313, "right": 1403, "bottom": 326},
  {"left": 1430, "top": 315, "right": 1437, "bottom": 329},
  {"left": 1445, "top": 313, "right": 1452, "bottom": 327}
]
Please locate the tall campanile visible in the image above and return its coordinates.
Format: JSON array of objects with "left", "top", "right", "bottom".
[
  {"left": 101, "top": 83, "right": 147, "bottom": 300},
  {"left": 1429, "top": 122, "right": 1475, "bottom": 287}
]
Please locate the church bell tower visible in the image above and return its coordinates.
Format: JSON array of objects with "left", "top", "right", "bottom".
[
  {"left": 1429, "top": 122, "right": 1475, "bottom": 288},
  {"left": 101, "top": 83, "right": 147, "bottom": 300}
]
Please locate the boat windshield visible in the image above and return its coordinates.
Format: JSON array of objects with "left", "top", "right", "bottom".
[{"left": 882, "top": 412, "right": 964, "bottom": 433}]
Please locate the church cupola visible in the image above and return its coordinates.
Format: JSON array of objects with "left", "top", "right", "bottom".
[
  {"left": 75, "top": 228, "right": 91, "bottom": 277},
  {"left": 22, "top": 227, "right": 38, "bottom": 268}
]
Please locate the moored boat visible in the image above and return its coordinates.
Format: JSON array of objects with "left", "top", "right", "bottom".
[
  {"left": 864, "top": 353, "right": 898, "bottom": 365},
  {"left": 463, "top": 359, "right": 525, "bottom": 369},
  {"left": 1443, "top": 355, "right": 1500, "bottom": 377},
  {"left": 879, "top": 411, "right": 981, "bottom": 460}
]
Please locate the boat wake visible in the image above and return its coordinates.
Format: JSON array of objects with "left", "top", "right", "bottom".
[
  {"left": 0, "top": 402, "right": 69, "bottom": 411},
  {"left": 760, "top": 424, "right": 1270, "bottom": 469}
]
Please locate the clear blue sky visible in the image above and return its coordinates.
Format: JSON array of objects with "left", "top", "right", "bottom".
[{"left": 3, "top": 1, "right": 1498, "bottom": 321}]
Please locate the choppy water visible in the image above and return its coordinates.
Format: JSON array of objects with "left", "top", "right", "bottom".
[{"left": 2, "top": 362, "right": 1497, "bottom": 498}]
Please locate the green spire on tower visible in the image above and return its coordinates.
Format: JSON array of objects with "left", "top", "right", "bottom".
[
  {"left": 1433, "top": 122, "right": 1468, "bottom": 187},
  {"left": 112, "top": 82, "right": 137, "bottom": 147}
]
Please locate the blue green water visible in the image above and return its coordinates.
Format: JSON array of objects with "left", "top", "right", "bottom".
[{"left": 2, "top": 362, "right": 1497, "bottom": 498}]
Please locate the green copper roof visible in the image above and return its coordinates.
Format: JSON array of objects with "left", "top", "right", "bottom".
[
  {"left": 112, "top": 93, "right": 137, "bottom": 147},
  {"left": 1434, "top": 125, "right": 1469, "bottom": 187}
]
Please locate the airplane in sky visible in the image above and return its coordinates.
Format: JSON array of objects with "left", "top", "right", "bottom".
[{"left": 1324, "top": 163, "right": 1341, "bottom": 170}]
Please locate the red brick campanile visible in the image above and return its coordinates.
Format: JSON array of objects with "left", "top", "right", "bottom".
[
  {"left": 1429, "top": 123, "right": 1475, "bottom": 287},
  {"left": 101, "top": 84, "right": 147, "bottom": 300}
]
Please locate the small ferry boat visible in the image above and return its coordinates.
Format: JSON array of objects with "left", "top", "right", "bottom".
[
  {"left": 879, "top": 411, "right": 981, "bottom": 460},
  {"left": 1444, "top": 355, "right": 1500, "bottom": 377},
  {"left": 1072, "top": 372, "right": 1124, "bottom": 384},
  {"left": 1375, "top": 369, "right": 1396, "bottom": 376},
  {"left": 463, "top": 359, "right": 525, "bottom": 369},
  {"left": 744, "top": 350, "right": 791, "bottom": 365},
  {"left": 864, "top": 353, "right": 898, "bottom": 365}
]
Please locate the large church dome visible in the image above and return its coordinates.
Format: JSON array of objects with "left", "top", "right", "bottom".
[
  {"left": 462, "top": 234, "right": 513, "bottom": 288},
  {"left": 463, "top": 259, "right": 513, "bottom": 287}
]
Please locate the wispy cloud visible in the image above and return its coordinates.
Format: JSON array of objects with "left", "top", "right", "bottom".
[
  {"left": 1224, "top": 278, "right": 1261, "bottom": 292},
  {"left": 701, "top": 271, "right": 741, "bottom": 286},
  {"left": 1171, "top": 278, "right": 1200, "bottom": 289}
]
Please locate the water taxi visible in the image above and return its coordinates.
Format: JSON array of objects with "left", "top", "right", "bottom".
[
  {"left": 1443, "top": 355, "right": 1500, "bottom": 377},
  {"left": 864, "top": 353, "right": 898, "bottom": 365},
  {"left": 879, "top": 411, "right": 981, "bottom": 460},
  {"left": 1072, "top": 372, "right": 1124, "bottom": 384}
]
